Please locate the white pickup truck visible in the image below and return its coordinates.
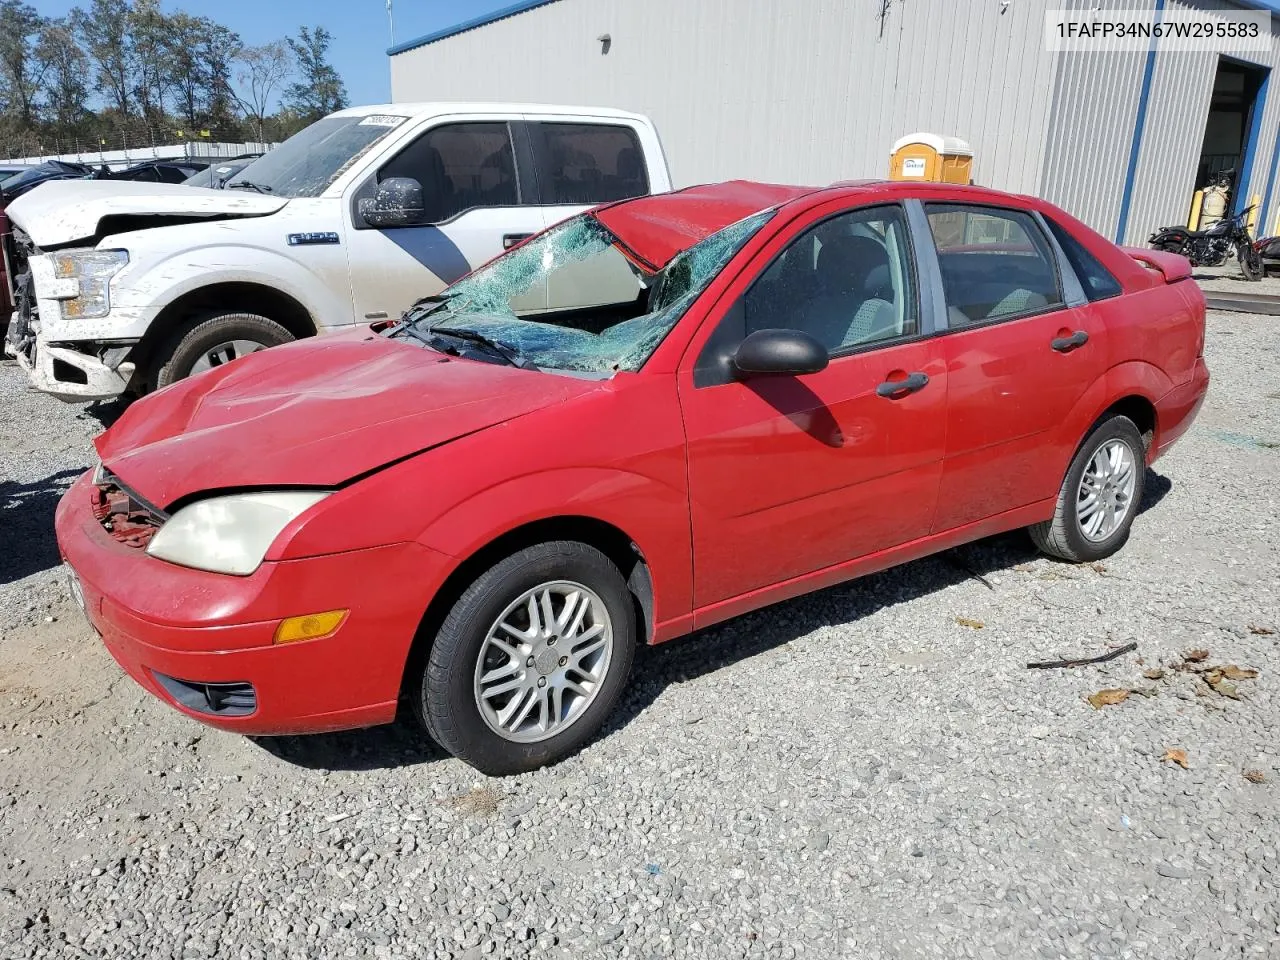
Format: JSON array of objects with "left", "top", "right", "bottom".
[{"left": 3, "top": 102, "right": 671, "bottom": 401}]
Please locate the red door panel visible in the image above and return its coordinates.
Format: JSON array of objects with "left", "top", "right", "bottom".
[
  {"left": 681, "top": 341, "right": 947, "bottom": 608},
  {"left": 933, "top": 303, "right": 1106, "bottom": 532}
]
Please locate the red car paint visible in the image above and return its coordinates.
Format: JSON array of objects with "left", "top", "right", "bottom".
[{"left": 56, "top": 180, "right": 1209, "bottom": 736}]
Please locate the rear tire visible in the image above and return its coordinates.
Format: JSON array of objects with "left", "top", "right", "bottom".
[
  {"left": 1029, "top": 416, "right": 1147, "bottom": 563},
  {"left": 415, "top": 541, "right": 636, "bottom": 776},
  {"left": 155, "top": 312, "right": 294, "bottom": 388}
]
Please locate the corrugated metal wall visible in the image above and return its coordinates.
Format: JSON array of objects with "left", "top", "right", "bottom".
[
  {"left": 390, "top": 0, "right": 1061, "bottom": 194},
  {"left": 391, "top": 0, "right": 1280, "bottom": 243},
  {"left": 1044, "top": 0, "right": 1280, "bottom": 243}
]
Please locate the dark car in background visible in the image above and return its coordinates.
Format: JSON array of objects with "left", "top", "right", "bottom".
[{"left": 182, "top": 155, "right": 262, "bottom": 190}]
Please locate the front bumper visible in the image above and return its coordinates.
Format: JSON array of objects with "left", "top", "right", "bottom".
[
  {"left": 56, "top": 471, "right": 454, "bottom": 736},
  {"left": 7, "top": 332, "right": 132, "bottom": 401}
]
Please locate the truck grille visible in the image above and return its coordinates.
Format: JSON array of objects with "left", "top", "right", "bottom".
[{"left": 91, "top": 467, "right": 167, "bottom": 548}]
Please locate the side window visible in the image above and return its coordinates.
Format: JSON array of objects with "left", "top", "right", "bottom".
[
  {"left": 380, "top": 122, "right": 519, "bottom": 223},
  {"left": 926, "top": 204, "right": 1064, "bottom": 326},
  {"left": 1045, "top": 217, "right": 1123, "bottom": 301},
  {"left": 742, "top": 204, "right": 919, "bottom": 354},
  {"left": 536, "top": 123, "right": 649, "bottom": 205}
]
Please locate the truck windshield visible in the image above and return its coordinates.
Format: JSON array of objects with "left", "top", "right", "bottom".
[
  {"left": 392, "top": 209, "right": 774, "bottom": 376},
  {"left": 224, "top": 114, "right": 408, "bottom": 198}
]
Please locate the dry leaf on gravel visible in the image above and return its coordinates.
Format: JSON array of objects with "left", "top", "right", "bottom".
[
  {"left": 1215, "top": 665, "right": 1259, "bottom": 681},
  {"left": 955, "top": 617, "right": 985, "bottom": 629},
  {"left": 1248, "top": 624, "right": 1276, "bottom": 636},
  {"left": 1183, "top": 649, "right": 1210, "bottom": 663},
  {"left": 1143, "top": 668, "right": 1166, "bottom": 680},
  {"left": 1243, "top": 770, "right": 1266, "bottom": 784},
  {"left": 445, "top": 787, "right": 501, "bottom": 818},
  {"left": 1162, "top": 748, "right": 1189, "bottom": 769},
  {"left": 1087, "top": 689, "right": 1131, "bottom": 709}
]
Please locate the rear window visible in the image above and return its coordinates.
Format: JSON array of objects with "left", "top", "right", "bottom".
[
  {"left": 535, "top": 123, "right": 648, "bottom": 205},
  {"left": 1045, "top": 217, "right": 1123, "bottom": 301}
]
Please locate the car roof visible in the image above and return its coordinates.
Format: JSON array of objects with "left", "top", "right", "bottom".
[
  {"left": 330, "top": 101, "right": 652, "bottom": 123},
  {"left": 590, "top": 179, "right": 1041, "bottom": 269}
]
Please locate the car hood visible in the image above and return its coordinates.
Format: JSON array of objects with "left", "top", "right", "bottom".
[
  {"left": 96, "top": 330, "right": 602, "bottom": 509},
  {"left": 5, "top": 179, "right": 286, "bottom": 247}
]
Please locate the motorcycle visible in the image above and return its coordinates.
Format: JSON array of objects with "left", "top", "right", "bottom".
[{"left": 1149, "top": 203, "right": 1264, "bottom": 281}]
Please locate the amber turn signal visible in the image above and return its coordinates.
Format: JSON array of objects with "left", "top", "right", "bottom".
[{"left": 274, "top": 609, "right": 348, "bottom": 644}]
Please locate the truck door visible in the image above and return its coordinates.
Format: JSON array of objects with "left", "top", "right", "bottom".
[{"left": 345, "top": 117, "right": 545, "bottom": 324}]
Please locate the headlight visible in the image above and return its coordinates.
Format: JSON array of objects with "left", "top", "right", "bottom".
[
  {"left": 51, "top": 249, "right": 128, "bottom": 320},
  {"left": 146, "top": 491, "right": 330, "bottom": 576}
]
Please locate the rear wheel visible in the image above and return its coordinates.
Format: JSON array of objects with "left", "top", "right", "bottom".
[
  {"left": 155, "top": 312, "right": 294, "bottom": 388},
  {"left": 1029, "top": 416, "right": 1146, "bottom": 563},
  {"left": 415, "top": 541, "right": 636, "bottom": 776}
]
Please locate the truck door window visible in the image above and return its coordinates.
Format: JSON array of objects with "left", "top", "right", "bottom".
[
  {"left": 533, "top": 123, "right": 649, "bottom": 205},
  {"left": 380, "top": 122, "right": 519, "bottom": 223}
]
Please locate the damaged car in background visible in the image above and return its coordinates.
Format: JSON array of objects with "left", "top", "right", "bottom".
[
  {"left": 3, "top": 101, "right": 670, "bottom": 401},
  {"left": 58, "top": 180, "right": 1208, "bottom": 775}
]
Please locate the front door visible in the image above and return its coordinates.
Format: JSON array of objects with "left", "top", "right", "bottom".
[
  {"left": 345, "top": 118, "right": 546, "bottom": 323},
  {"left": 679, "top": 202, "right": 948, "bottom": 610},
  {"left": 923, "top": 202, "right": 1108, "bottom": 532}
]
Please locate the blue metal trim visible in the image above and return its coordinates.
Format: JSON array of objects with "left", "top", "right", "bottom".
[
  {"left": 1115, "top": 0, "right": 1165, "bottom": 244},
  {"left": 388, "top": 0, "right": 563, "bottom": 56},
  {"left": 1237, "top": 69, "right": 1271, "bottom": 215}
]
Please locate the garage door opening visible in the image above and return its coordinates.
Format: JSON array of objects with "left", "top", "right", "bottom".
[{"left": 1195, "top": 57, "right": 1269, "bottom": 215}]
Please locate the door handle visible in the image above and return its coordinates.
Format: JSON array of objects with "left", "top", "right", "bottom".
[
  {"left": 1051, "top": 330, "right": 1089, "bottom": 352},
  {"left": 875, "top": 371, "right": 929, "bottom": 399},
  {"left": 503, "top": 232, "right": 533, "bottom": 249}
]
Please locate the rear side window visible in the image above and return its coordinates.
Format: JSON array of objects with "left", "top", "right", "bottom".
[
  {"left": 926, "top": 204, "right": 1065, "bottom": 326},
  {"left": 381, "top": 122, "right": 519, "bottom": 223},
  {"left": 534, "top": 123, "right": 649, "bottom": 205},
  {"left": 1045, "top": 217, "right": 1123, "bottom": 301}
]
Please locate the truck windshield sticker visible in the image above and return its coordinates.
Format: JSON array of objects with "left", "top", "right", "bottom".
[{"left": 359, "top": 115, "right": 408, "bottom": 128}]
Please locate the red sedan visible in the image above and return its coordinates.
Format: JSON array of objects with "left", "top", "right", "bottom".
[{"left": 56, "top": 180, "right": 1209, "bottom": 775}]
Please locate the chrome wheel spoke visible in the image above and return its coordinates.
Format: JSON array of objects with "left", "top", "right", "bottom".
[
  {"left": 1076, "top": 438, "right": 1138, "bottom": 543},
  {"left": 473, "top": 579, "right": 615, "bottom": 744}
]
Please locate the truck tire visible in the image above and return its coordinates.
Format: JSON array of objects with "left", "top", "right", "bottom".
[{"left": 155, "top": 312, "right": 294, "bottom": 388}]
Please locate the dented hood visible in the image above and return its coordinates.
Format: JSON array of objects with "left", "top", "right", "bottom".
[
  {"left": 5, "top": 179, "right": 286, "bottom": 247},
  {"left": 96, "top": 330, "right": 601, "bottom": 509}
]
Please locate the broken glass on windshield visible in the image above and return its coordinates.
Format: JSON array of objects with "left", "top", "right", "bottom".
[{"left": 396, "top": 209, "right": 775, "bottom": 376}]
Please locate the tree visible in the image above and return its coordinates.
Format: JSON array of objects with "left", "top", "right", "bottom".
[
  {"left": 128, "top": 0, "right": 169, "bottom": 122},
  {"left": 77, "top": 0, "right": 134, "bottom": 119},
  {"left": 0, "top": 0, "right": 47, "bottom": 129},
  {"left": 232, "top": 41, "right": 290, "bottom": 142},
  {"left": 36, "top": 19, "right": 91, "bottom": 137},
  {"left": 168, "top": 13, "right": 241, "bottom": 130},
  {"left": 284, "top": 26, "right": 347, "bottom": 125}
]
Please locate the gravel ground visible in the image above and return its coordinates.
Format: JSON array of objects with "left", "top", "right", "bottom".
[
  {"left": 1, "top": 310, "right": 1278, "bottom": 960},
  {"left": 1194, "top": 261, "right": 1280, "bottom": 295}
]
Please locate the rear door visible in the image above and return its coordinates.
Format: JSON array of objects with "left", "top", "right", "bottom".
[
  {"left": 924, "top": 202, "right": 1107, "bottom": 532},
  {"left": 345, "top": 117, "right": 546, "bottom": 323}
]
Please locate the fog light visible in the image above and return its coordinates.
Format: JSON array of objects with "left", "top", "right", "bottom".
[{"left": 274, "top": 609, "right": 348, "bottom": 644}]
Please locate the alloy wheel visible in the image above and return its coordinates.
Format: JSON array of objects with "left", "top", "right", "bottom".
[{"left": 1076, "top": 438, "right": 1137, "bottom": 542}]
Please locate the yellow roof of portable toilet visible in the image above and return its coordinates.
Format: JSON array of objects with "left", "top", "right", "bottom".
[{"left": 890, "top": 132, "right": 974, "bottom": 157}]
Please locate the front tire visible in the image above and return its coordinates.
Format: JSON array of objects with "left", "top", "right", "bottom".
[
  {"left": 155, "top": 312, "right": 295, "bottom": 389},
  {"left": 1029, "top": 416, "right": 1147, "bottom": 563},
  {"left": 416, "top": 542, "right": 636, "bottom": 776},
  {"left": 1239, "top": 245, "right": 1264, "bottom": 281}
]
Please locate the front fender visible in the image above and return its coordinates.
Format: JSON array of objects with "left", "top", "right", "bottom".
[{"left": 417, "top": 467, "right": 694, "bottom": 632}]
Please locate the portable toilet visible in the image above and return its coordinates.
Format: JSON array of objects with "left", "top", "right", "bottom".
[{"left": 889, "top": 133, "right": 974, "bottom": 184}]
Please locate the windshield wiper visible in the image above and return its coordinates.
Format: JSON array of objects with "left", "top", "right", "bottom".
[
  {"left": 428, "top": 326, "right": 534, "bottom": 369},
  {"left": 227, "top": 180, "right": 273, "bottom": 194}
]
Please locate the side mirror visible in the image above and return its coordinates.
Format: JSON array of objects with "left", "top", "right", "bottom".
[
  {"left": 732, "top": 328, "right": 829, "bottom": 378},
  {"left": 358, "top": 177, "right": 427, "bottom": 228}
]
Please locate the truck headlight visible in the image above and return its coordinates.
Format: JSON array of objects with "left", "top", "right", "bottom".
[
  {"left": 146, "top": 491, "right": 331, "bottom": 576},
  {"left": 51, "top": 249, "right": 129, "bottom": 320}
]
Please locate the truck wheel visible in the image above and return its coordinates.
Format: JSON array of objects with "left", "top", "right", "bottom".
[{"left": 155, "top": 312, "right": 294, "bottom": 388}]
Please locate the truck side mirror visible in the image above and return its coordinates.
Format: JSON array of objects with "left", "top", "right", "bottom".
[{"left": 358, "top": 177, "right": 427, "bottom": 228}]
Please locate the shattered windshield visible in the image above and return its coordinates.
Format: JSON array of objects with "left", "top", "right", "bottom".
[
  {"left": 391, "top": 209, "right": 774, "bottom": 376},
  {"left": 224, "top": 114, "right": 407, "bottom": 198}
]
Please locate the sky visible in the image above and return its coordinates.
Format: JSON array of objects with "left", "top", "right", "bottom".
[{"left": 27, "top": 0, "right": 516, "bottom": 108}]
